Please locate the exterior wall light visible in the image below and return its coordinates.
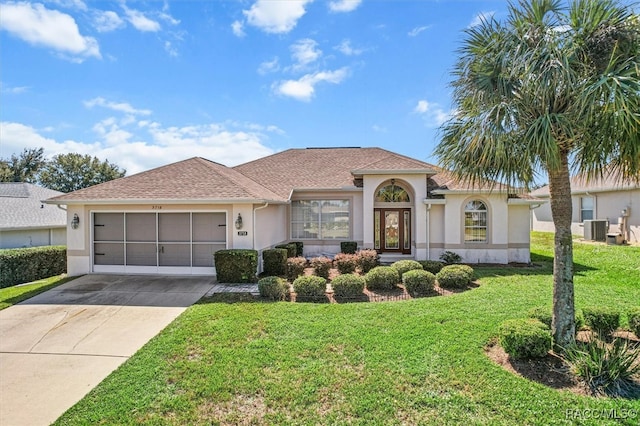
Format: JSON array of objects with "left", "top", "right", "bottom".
[
  {"left": 235, "top": 213, "right": 243, "bottom": 230},
  {"left": 71, "top": 213, "right": 80, "bottom": 230}
]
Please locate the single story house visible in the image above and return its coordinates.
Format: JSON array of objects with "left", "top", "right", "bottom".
[
  {"left": 45, "top": 148, "right": 539, "bottom": 276},
  {"left": 0, "top": 183, "right": 67, "bottom": 249},
  {"left": 531, "top": 174, "right": 639, "bottom": 243}
]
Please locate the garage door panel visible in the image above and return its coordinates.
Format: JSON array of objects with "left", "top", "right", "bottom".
[
  {"left": 192, "top": 243, "right": 225, "bottom": 267},
  {"left": 94, "top": 243, "right": 124, "bottom": 265},
  {"left": 94, "top": 213, "right": 124, "bottom": 241},
  {"left": 126, "top": 243, "right": 157, "bottom": 266},
  {"left": 126, "top": 214, "right": 156, "bottom": 242},
  {"left": 159, "top": 213, "right": 190, "bottom": 242},
  {"left": 193, "top": 213, "right": 226, "bottom": 242},
  {"left": 159, "top": 244, "right": 190, "bottom": 266}
]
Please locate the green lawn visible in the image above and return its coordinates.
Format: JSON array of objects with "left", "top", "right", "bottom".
[
  {"left": 55, "top": 233, "right": 640, "bottom": 425},
  {"left": 0, "top": 274, "right": 73, "bottom": 310}
]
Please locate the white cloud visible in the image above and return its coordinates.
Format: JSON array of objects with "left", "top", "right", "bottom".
[
  {"left": 0, "top": 2, "right": 101, "bottom": 61},
  {"left": 231, "top": 20, "right": 245, "bottom": 37},
  {"left": 84, "top": 97, "right": 152, "bottom": 116},
  {"left": 0, "top": 119, "right": 277, "bottom": 175},
  {"left": 328, "top": 0, "right": 362, "bottom": 13},
  {"left": 93, "top": 10, "right": 124, "bottom": 32},
  {"left": 469, "top": 11, "right": 495, "bottom": 28},
  {"left": 123, "top": 6, "right": 161, "bottom": 32},
  {"left": 273, "top": 68, "right": 349, "bottom": 102},
  {"left": 414, "top": 99, "right": 452, "bottom": 126},
  {"left": 1, "top": 83, "right": 30, "bottom": 94},
  {"left": 372, "top": 124, "right": 387, "bottom": 133},
  {"left": 243, "top": 0, "right": 313, "bottom": 34},
  {"left": 164, "top": 41, "right": 178, "bottom": 57},
  {"left": 290, "top": 38, "right": 321, "bottom": 69},
  {"left": 258, "top": 57, "right": 280, "bottom": 75},
  {"left": 49, "top": 0, "right": 87, "bottom": 11},
  {"left": 334, "top": 39, "right": 363, "bottom": 56},
  {"left": 408, "top": 25, "right": 430, "bottom": 37}
]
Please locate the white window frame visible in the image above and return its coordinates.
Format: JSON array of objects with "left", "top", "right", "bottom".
[
  {"left": 580, "top": 196, "right": 594, "bottom": 222},
  {"left": 463, "top": 199, "right": 488, "bottom": 243},
  {"left": 291, "top": 199, "right": 350, "bottom": 240}
]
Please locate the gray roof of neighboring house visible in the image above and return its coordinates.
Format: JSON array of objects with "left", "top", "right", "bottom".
[
  {"left": 530, "top": 173, "right": 640, "bottom": 197},
  {"left": 0, "top": 183, "right": 66, "bottom": 230}
]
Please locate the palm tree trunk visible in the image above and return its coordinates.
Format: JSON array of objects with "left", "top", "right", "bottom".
[{"left": 547, "top": 153, "right": 575, "bottom": 348}]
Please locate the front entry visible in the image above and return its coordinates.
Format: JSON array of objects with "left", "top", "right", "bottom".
[{"left": 374, "top": 208, "right": 411, "bottom": 254}]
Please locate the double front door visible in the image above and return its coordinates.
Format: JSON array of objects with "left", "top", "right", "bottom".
[{"left": 374, "top": 208, "right": 411, "bottom": 254}]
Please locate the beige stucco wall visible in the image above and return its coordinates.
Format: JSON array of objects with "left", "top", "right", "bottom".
[
  {"left": 0, "top": 227, "right": 66, "bottom": 249},
  {"left": 531, "top": 189, "right": 639, "bottom": 243}
]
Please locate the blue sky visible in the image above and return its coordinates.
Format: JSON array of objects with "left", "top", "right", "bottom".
[{"left": 1, "top": 1, "right": 522, "bottom": 175}]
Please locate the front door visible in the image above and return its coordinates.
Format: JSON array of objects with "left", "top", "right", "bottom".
[{"left": 374, "top": 208, "right": 411, "bottom": 254}]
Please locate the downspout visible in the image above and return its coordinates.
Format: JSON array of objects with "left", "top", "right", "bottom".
[
  {"left": 529, "top": 203, "right": 542, "bottom": 231},
  {"left": 253, "top": 202, "right": 269, "bottom": 272}
]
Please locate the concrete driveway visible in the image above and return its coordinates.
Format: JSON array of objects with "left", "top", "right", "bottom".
[{"left": 0, "top": 275, "right": 215, "bottom": 426}]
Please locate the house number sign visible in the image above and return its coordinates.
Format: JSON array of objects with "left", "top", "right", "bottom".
[
  {"left": 237, "top": 231, "right": 248, "bottom": 236},
  {"left": 152, "top": 205, "right": 162, "bottom": 210}
]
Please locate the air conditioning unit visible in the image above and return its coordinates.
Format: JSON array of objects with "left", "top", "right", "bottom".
[{"left": 583, "top": 219, "right": 608, "bottom": 242}]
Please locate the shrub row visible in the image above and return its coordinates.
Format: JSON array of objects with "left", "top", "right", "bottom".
[
  {"left": 499, "top": 318, "right": 552, "bottom": 360},
  {"left": 331, "top": 274, "right": 365, "bottom": 298},
  {"left": 257, "top": 276, "right": 289, "bottom": 301},
  {"left": 0, "top": 245, "right": 67, "bottom": 288},
  {"left": 214, "top": 249, "right": 258, "bottom": 283},
  {"left": 293, "top": 275, "right": 327, "bottom": 297},
  {"left": 436, "top": 264, "right": 474, "bottom": 289}
]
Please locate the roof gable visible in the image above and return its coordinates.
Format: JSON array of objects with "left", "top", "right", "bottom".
[{"left": 0, "top": 183, "right": 66, "bottom": 229}]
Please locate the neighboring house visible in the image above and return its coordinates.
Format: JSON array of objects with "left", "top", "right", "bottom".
[
  {"left": 530, "top": 174, "right": 639, "bottom": 243},
  {"left": 0, "top": 183, "right": 67, "bottom": 249},
  {"left": 45, "top": 148, "right": 540, "bottom": 276}
]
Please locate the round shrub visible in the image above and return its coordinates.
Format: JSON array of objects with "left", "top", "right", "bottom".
[
  {"left": 333, "top": 253, "right": 358, "bottom": 274},
  {"left": 258, "top": 276, "right": 289, "bottom": 301},
  {"left": 357, "top": 249, "right": 379, "bottom": 273},
  {"left": 391, "top": 259, "right": 423, "bottom": 277},
  {"left": 310, "top": 257, "right": 332, "bottom": 279},
  {"left": 364, "top": 266, "right": 400, "bottom": 291},
  {"left": 419, "top": 260, "right": 444, "bottom": 274},
  {"left": 582, "top": 306, "right": 620, "bottom": 337},
  {"left": 331, "top": 274, "right": 365, "bottom": 298},
  {"left": 498, "top": 318, "right": 552, "bottom": 359},
  {"left": 293, "top": 275, "right": 327, "bottom": 297},
  {"left": 286, "top": 257, "right": 307, "bottom": 282},
  {"left": 527, "top": 306, "right": 552, "bottom": 329},
  {"left": 628, "top": 307, "right": 640, "bottom": 337},
  {"left": 436, "top": 264, "right": 473, "bottom": 289},
  {"left": 402, "top": 269, "right": 436, "bottom": 297}
]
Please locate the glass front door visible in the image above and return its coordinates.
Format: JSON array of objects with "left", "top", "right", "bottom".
[{"left": 374, "top": 208, "right": 411, "bottom": 254}]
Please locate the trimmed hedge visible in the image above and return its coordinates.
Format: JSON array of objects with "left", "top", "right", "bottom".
[
  {"left": 527, "top": 306, "right": 553, "bottom": 329},
  {"left": 418, "top": 260, "right": 445, "bottom": 274},
  {"left": 275, "top": 243, "right": 297, "bottom": 258},
  {"left": 391, "top": 259, "right": 423, "bottom": 277},
  {"left": 310, "top": 257, "right": 332, "bottom": 279},
  {"left": 331, "top": 274, "right": 365, "bottom": 298},
  {"left": 258, "top": 276, "right": 289, "bottom": 301},
  {"left": 340, "top": 241, "right": 358, "bottom": 254},
  {"left": 293, "top": 275, "right": 327, "bottom": 297},
  {"left": 357, "top": 249, "right": 379, "bottom": 273},
  {"left": 364, "top": 266, "right": 399, "bottom": 291},
  {"left": 286, "top": 257, "right": 307, "bottom": 282},
  {"left": 262, "top": 249, "right": 287, "bottom": 276},
  {"left": 0, "top": 245, "right": 67, "bottom": 288},
  {"left": 402, "top": 269, "right": 436, "bottom": 297},
  {"left": 499, "top": 318, "right": 552, "bottom": 359},
  {"left": 628, "top": 307, "right": 640, "bottom": 337},
  {"left": 291, "top": 241, "right": 304, "bottom": 257},
  {"left": 214, "top": 249, "right": 258, "bottom": 283},
  {"left": 333, "top": 253, "right": 358, "bottom": 274},
  {"left": 436, "top": 264, "right": 474, "bottom": 289},
  {"left": 582, "top": 306, "right": 620, "bottom": 337}
]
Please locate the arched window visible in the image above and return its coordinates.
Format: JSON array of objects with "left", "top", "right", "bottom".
[
  {"left": 375, "top": 180, "right": 410, "bottom": 202},
  {"left": 464, "top": 200, "right": 487, "bottom": 242}
]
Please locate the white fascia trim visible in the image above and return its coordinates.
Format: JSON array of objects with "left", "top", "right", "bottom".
[
  {"left": 431, "top": 189, "right": 514, "bottom": 195},
  {"left": 43, "top": 198, "right": 288, "bottom": 206},
  {"left": 291, "top": 187, "right": 363, "bottom": 193},
  {"left": 0, "top": 225, "right": 66, "bottom": 232},
  {"left": 422, "top": 198, "right": 447, "bottom": 205},
  {"left": 507, "top": 198, "right": 547, "bottom": 205},
  {"left": 351, "top": 169, "right": 436, "bottom": 175}
]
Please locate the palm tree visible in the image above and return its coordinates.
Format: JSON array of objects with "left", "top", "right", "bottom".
[{"left": 435, "top": 0, "right": 639, "bottom": 348}]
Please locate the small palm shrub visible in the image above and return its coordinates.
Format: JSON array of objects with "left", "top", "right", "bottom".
[
  {"left": 439, "top": 250, "right": 462, "bottom": 264},
  {"left": 258, "top": 276, "right": 289, "bottom": 301},
  {"left": 331, "top": 274, "right": 365, "bottom": 298},
  {"left": 286, "top": 257, "right": 307, "bottom": 282},
  {"left": 402, "top": 270, "right": 436, "bottom": 297},
  {"left": 436, "top": 264, "right": 474, "bottom": 289},
  {"left": 364, "top": 266, "right": 400, "bottom": 291},
  {"left": 563, "top": 337, "right": 640, "bottom": 398},
  {"left": 293, "top": 275, "right": 327, "bottom": 298},
  {"left": 357, "top": 249, "right": 379, "bottom": 273},
  {"left": 262, "top": 249, "right": 288, "bottom": 276},
  {"left": 628, "top": 307, "right": 640, "bottom": 337},
  {"left": 391, "top": 259, "right": 423, "bottom": 277},
  {"left": 418, "top": 260, "right": 444, "bottom": 274},
  {"left": 333, "top": 253, "right": 358, "bottom": 274},
  {"left": 498, "top": 318, "right": 552, "bottom": 360},
  {"left": 582, "top": 306, "right": 620, "bottom": 338},
  {"left": 310, "top": 257, "right": 332, "bottom": 279}
]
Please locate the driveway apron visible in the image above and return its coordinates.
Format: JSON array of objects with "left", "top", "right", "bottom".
[{"left": 0, "top": 275, "right": 214, "bottom": 426}]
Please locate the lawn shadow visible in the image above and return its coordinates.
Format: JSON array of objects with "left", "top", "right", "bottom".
[{"left": 200, "top": 293, "right": 259, "bottom": 304}]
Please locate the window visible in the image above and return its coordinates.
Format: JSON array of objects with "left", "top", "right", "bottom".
[
  {"left": 464, "top": 200, "right": 487, "bottom": 242},
  {"left": 580, "top": 197, "right": 594, "bottom": 221},
  {"left": 291, "top": 200, "right": 350, "bottom": 239},
  {"left": 375, "top": 181, "right": 410, "bottom": 202}
]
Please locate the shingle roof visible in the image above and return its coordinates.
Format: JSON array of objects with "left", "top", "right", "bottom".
[
  {"left": 47, "top": 157, "right": 286, "bottom": 203},
  {"left": 530, "top": 173, "right": 640, "bottom": 197},
  {"left": 0, "top": 183, "right": 66, "bottom": 230},
  {"left": 234, "top": 147, "right": 437, "bottom": 198}
]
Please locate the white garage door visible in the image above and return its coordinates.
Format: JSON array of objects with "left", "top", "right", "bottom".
[{"left": 92, "top": 212, "right": 226, "bottom": 275}]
